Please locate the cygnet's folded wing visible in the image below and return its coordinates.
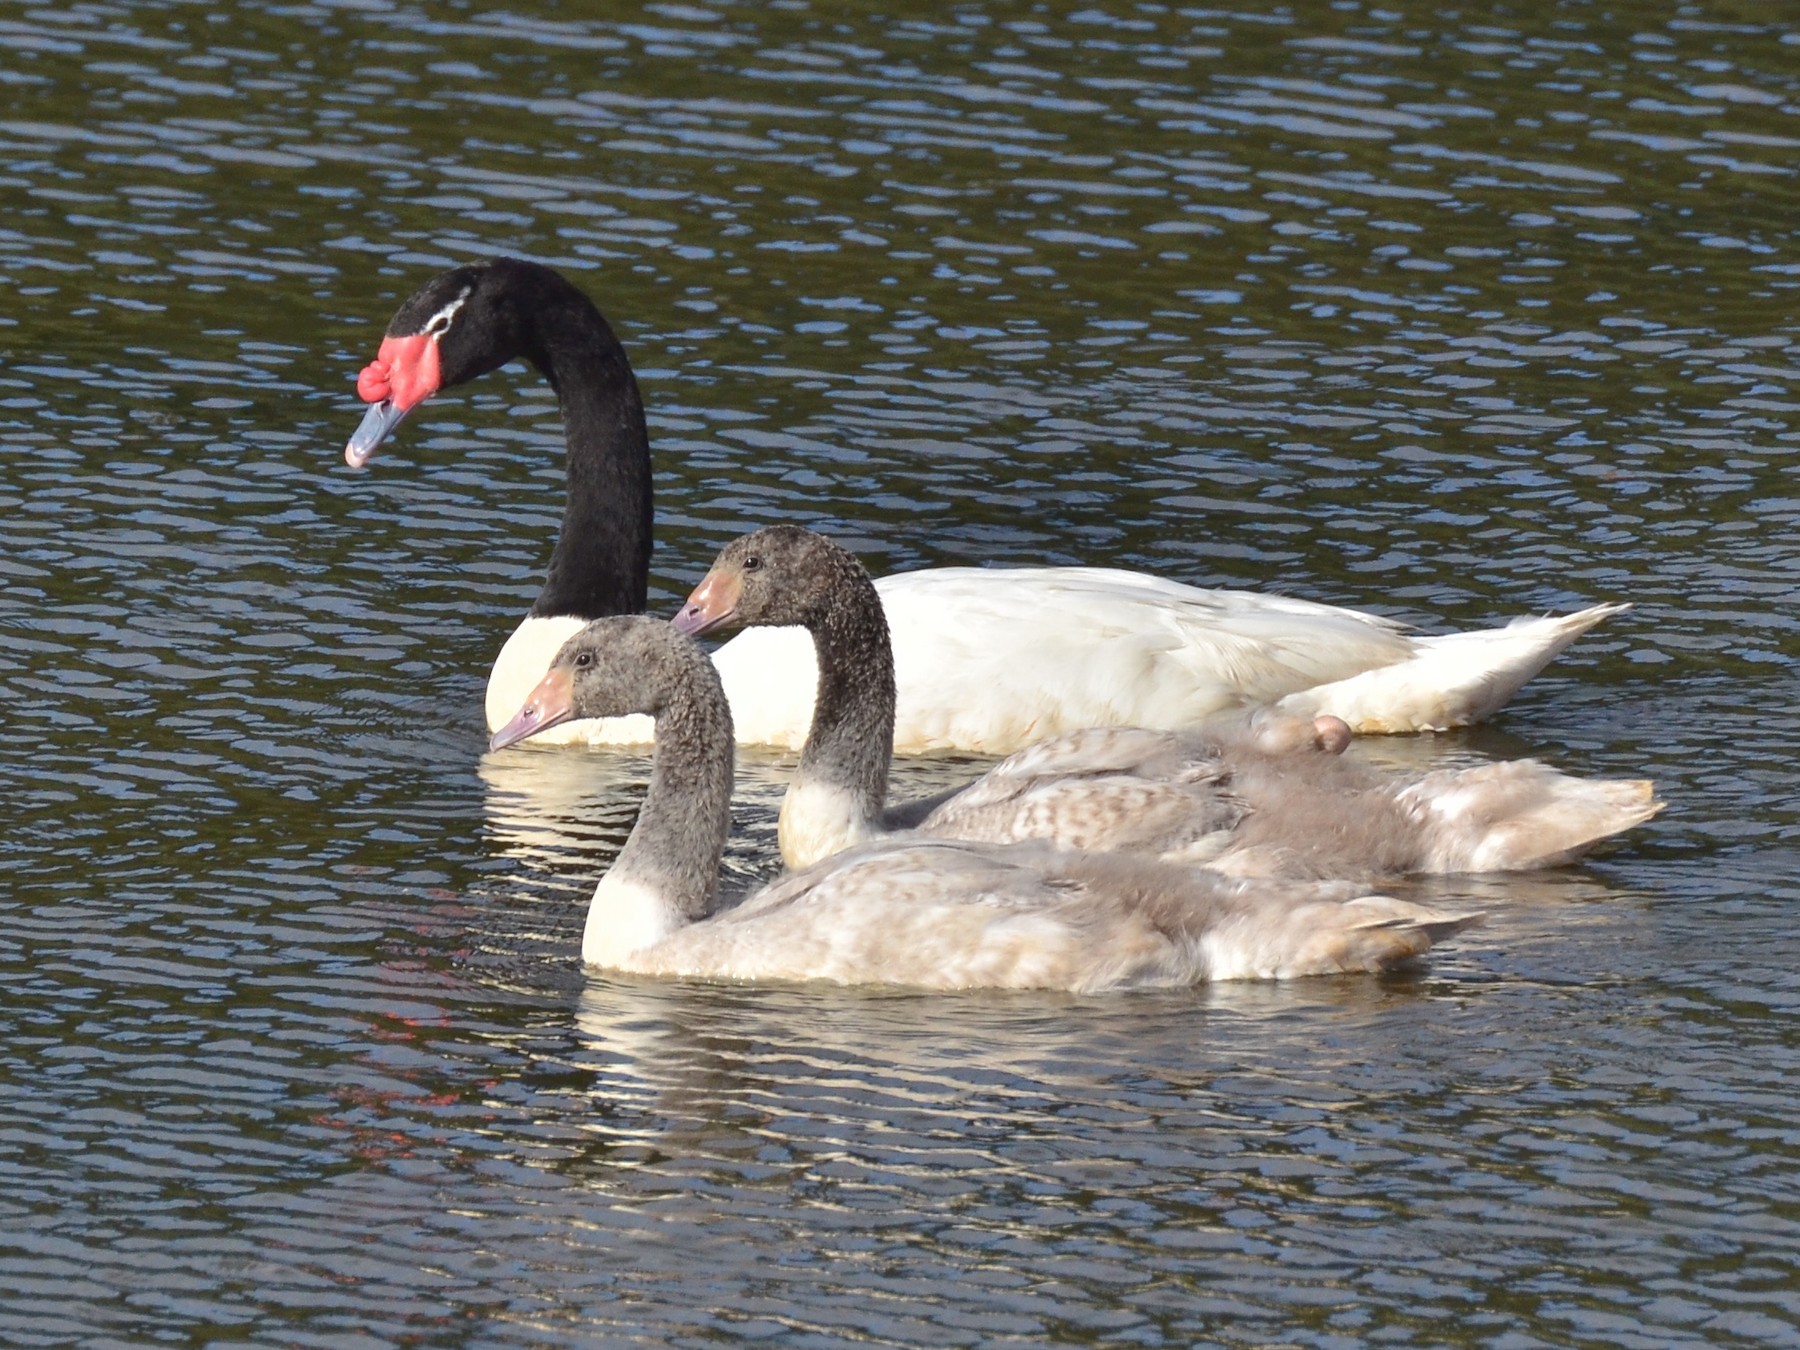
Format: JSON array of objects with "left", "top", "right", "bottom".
[{"left": 630, "top": 837, "right": 1480, "bottom": 992}]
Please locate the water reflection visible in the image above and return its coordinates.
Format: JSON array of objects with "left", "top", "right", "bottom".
[
  {"left": 476, "top": 733, "right": 995, "bottom": 908},
  {"left": 477, "top": 742, "right": 647, "bottom": 874},
  {"left": 559, "top": 966, "right": 1454, "bottom": 1186}
]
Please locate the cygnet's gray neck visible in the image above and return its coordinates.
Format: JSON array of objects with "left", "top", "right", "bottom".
[
  {"left": 583, "top": 659, "right": 735, "bottom": 968},
  {"left": 795, "top": 576, "right": 897, "bottom": 826}
]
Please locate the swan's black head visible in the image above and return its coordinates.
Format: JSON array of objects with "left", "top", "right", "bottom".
[
  {"left": 344, "top": 258, "right": 580, "bottom": 468},
  {"left": 672, "top": 525, "right": 873, "bottom": 636}
]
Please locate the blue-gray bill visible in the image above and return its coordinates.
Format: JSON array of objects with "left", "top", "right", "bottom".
[{"left": 344, "top": 399, "right": 409, "bottom": 469}]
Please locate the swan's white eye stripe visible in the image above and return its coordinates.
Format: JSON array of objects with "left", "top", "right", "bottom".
[{"left": 421, "top": 285, "right": 473, "bottom": 337}]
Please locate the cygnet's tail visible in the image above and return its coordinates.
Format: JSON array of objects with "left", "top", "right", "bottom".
[
  {"left": 1213, "top": 893, "right": 1483, "bottom": 978},
  {"left": 1398, "top": 760, "right": 1663, "bottom": 872},
  {"left": 1275, "top": 602, "right": 1628, "bottom": 734}
]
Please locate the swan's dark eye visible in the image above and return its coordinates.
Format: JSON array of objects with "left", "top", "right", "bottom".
[
  {"left": 573, "top": 651, "right": 594, "bottom": 669},
  {"left": 742, "top": 554, "right": 761, "bottom": 573}
]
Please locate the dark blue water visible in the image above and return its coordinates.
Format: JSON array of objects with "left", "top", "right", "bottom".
[{"left": 2, "top": 2, "right": 1798, "bottom": 1344}]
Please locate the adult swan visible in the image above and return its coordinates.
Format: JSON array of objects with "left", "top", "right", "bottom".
[{"left": 343, "top": 257, "right": 1624, "bottom": 754}]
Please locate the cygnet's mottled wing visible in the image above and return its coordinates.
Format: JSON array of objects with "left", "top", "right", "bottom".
[
  {"left": 642, "top": 837, "right": 1138, "bottom": 989},
  {"left": 921, "top": 773, "right": 1250, "bottom": 860},
  {"left": 1196, "top": 750, "right": 1662, "bottom": 880},
  {"left": 632, "top": 836, "right": 1477, "bottom": 991},
  {"left": 915, "top": 725, "right": 1249, "bottom": 859},
  {"left": 952, "top": 725, "right": 1231, "bottom": 795}
]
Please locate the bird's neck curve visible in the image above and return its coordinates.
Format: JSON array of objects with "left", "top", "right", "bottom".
[
  {"left": 583, "top": 663, "right": 735, "bottom": 967},
  {"left": 518, "top": 280, "right": 654, "bottom": 621},
  {"left": 785, "top": 568, "right": 897, "bottom": 855}
]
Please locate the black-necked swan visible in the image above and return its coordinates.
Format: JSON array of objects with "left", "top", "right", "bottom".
[
  {"left": 344, "top": 257, "right": 1626, "bottom": 755},
  {"left": 669, "top": 525, "right": 1663, "bottom": 873},
  {"left": 484, "top": 615, "right": 1479, "bottom": 988}
]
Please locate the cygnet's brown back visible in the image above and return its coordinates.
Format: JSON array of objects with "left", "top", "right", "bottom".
[
  {"left": 916, "top": 723, "right": 1256, "bottom": 862},
  {"left": 920, "top": 711, "right": 1660, "bottom": 879}
]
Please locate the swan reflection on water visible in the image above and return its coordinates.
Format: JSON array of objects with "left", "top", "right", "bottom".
[
  {"left": 549, "top": 962, "right": 1480, "bottom": 1189},
  {"left": 477, "top": 740, "right": 653, "bottom": 877},
  {"left": 559, "top": 968, "right": 1418, "bottom": 1135},
  {"left": 477, "top": 736, "right": 987, "bottom": 891}
]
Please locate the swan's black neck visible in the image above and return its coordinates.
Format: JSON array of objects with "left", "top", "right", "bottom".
[{"left": 508, "top": 267, "right": 653, "bottom": 620}]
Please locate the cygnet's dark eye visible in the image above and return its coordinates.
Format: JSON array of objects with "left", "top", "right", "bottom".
[
  {"left": 573, "top": 651, "right": 594, "bottom": 669},
  {"left": 741, "top": 554, "right": 762, "bottom": 573}
]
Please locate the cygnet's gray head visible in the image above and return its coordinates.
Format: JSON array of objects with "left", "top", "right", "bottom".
[
  {"left": 671, "top": 525, "right": 871, "bottom": 637},
  {"left": 488, "top": 615, "right": 710, "bottom": 751}
]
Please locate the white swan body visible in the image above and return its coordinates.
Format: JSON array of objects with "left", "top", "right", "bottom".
[
  {"left": 492, "top": 571, "right": 1627, "bottom": 755},
  {"left": 487, "top": 616, "right": 1481, "bottom": 991}
]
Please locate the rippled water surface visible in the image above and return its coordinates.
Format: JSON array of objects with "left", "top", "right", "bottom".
[{"left": 4, "top": 1, "right": 1800, "bottom": 1345}]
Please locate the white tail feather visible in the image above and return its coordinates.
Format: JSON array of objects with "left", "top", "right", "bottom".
[{"left": 1276, "top": 602, "right": 1629, "bottom": 734}]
